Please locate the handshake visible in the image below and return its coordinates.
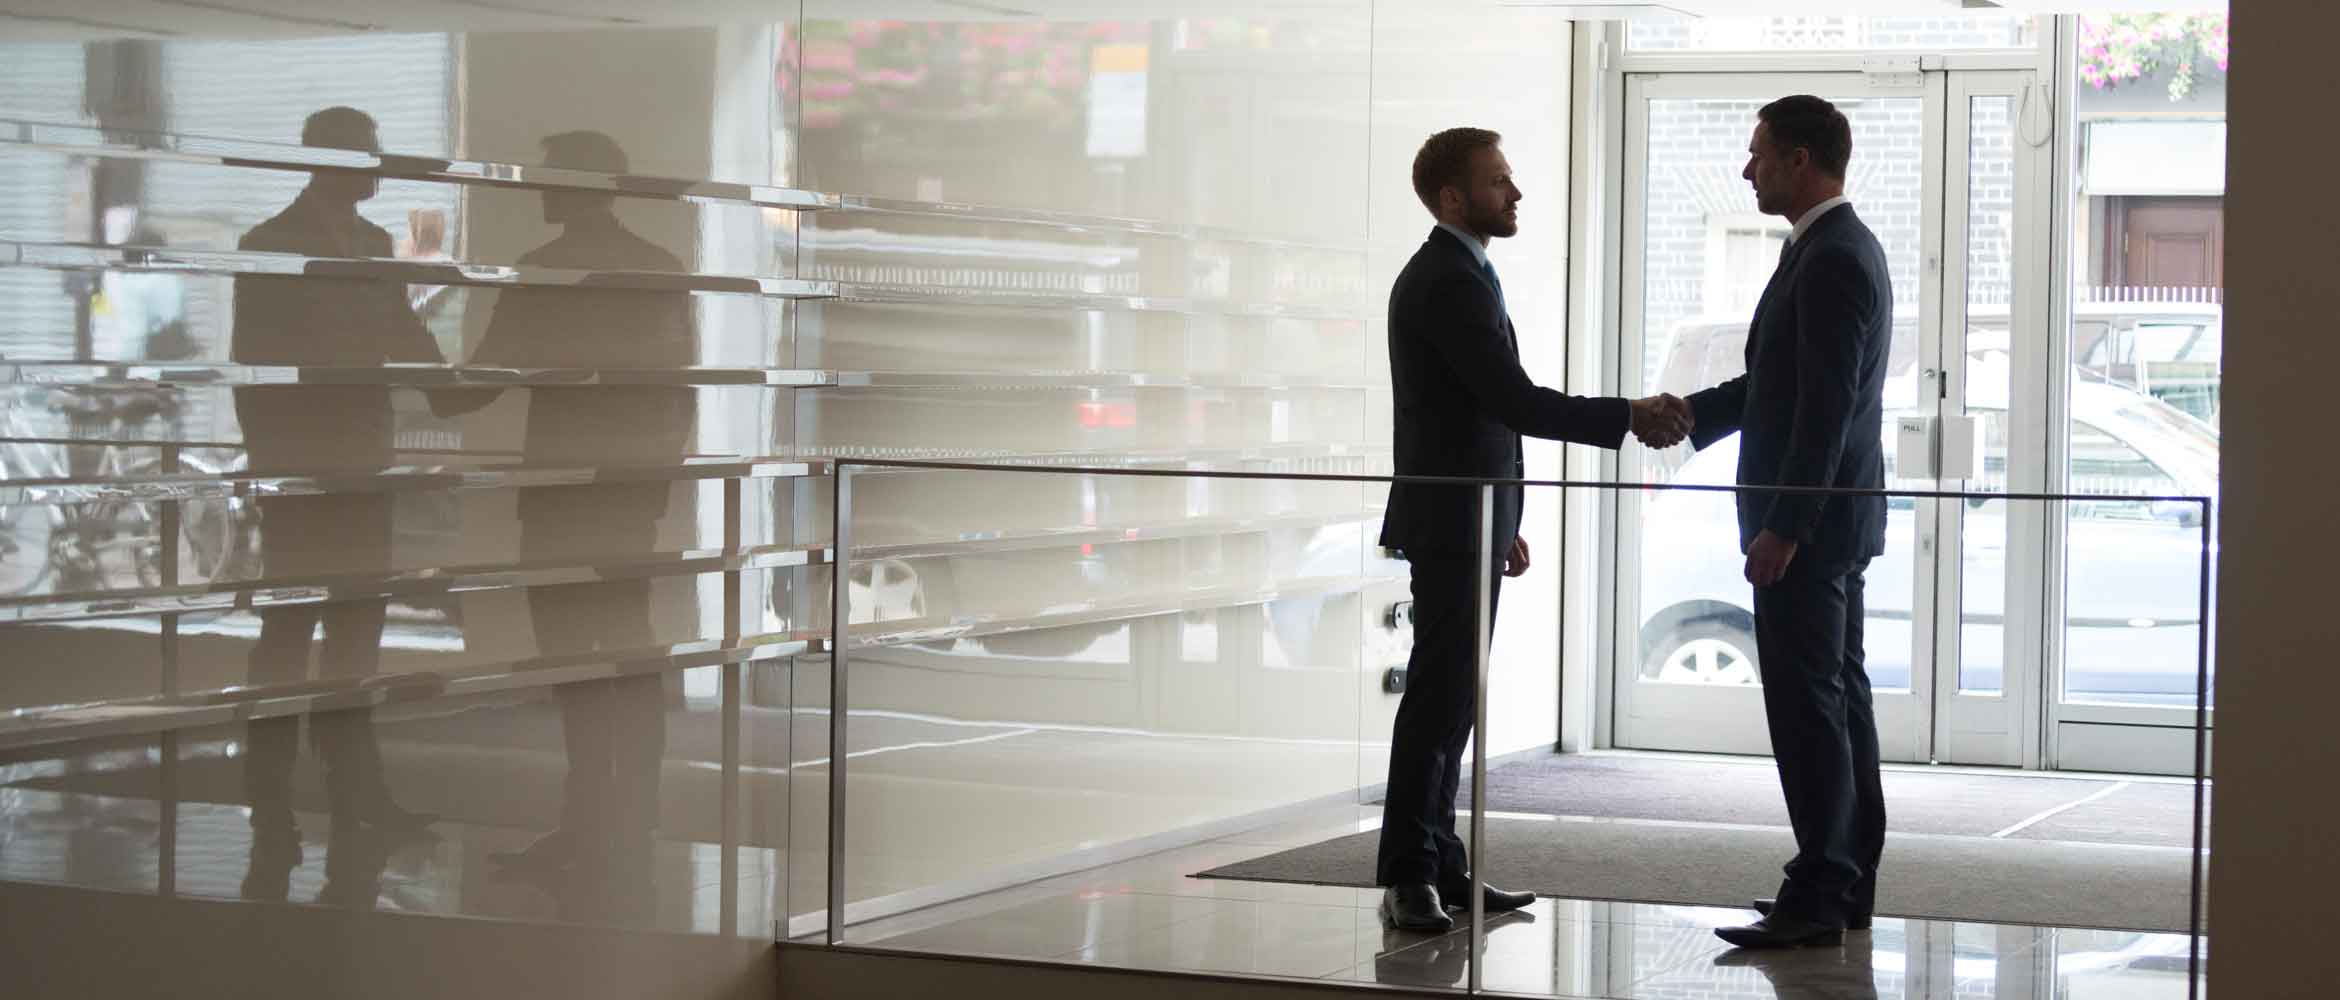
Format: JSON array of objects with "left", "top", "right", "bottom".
[{"left": 1630, "top": 394, "right": 1693, "bottom": 449}]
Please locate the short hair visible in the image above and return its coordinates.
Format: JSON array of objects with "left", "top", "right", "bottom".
[
  {"left": 1412, "top": 127, "right": 1502, "bottom": 214},
  {"left": 1757, "top": 95, "right": 1852, "bottom": 179},
  {"left": 300, "top": 106, "right": 379, "bottom": 152}
]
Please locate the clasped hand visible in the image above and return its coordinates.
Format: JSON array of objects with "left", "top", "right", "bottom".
[{"left": 1630, "top": 394, "right": 1693, "bottom": 449}]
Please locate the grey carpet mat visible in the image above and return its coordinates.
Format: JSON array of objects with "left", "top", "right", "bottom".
[
  {"left": 1416, "top": 755, "right": 2204, "bottom": 848},
  {"left": 2007, "top": 782, "right": 2209, "bottom": 848},
  {"left": 1196, "top": 818, "right": 2199, "bottom": 933}
]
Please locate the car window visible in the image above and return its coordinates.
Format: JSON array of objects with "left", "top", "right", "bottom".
[
  {"left": 2074, "top": 320, "right": 2114, "bottom": 367},
  {"left": 2070, "top": 418, "right": 2182, "bottom": 520},
  {"left": 2133, "top": 322, "right": 2221, "bottom": 364}
]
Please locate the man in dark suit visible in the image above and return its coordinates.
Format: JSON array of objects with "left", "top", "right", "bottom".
[
  {"left": 1682, "top": 96, "right": 1893, "bottom": 949},
  {"left": 428, "top": 132, "right": 691, "bottom": 897},
  {"left": 231, "top": 107, "right": 444, "bottom": 899},
  {"left": 1376, "top": 127, "right": 1690, "bottom": 932}
]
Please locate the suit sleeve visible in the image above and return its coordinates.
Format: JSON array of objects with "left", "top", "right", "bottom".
[
  {"left": 1686, "top": 375, "right": 1748, "bottom": 451},
  {"left": 361, "top": 226, "right": 447, "bottom": 366},
  {"left": 1763, "top": 245, "right": 1874, "bottom": 543},
  {"left": 1419, "top": 271, "right": 1631, "bottom": 448},
  {"left": 424, "top": 285, "right": 517, "bottom": 418}
]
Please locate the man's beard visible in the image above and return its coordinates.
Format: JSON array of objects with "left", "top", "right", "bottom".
[{"left": 1468, "top": 200, "right": 1517, "bottom": 239}]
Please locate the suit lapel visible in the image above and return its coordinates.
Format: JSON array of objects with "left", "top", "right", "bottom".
[
  {"left": 1747, "top": 208, "right": 1850, "bottom": 365},
  {"left": 1430, "top": 226, "right": 1517, "bottom": 357}
]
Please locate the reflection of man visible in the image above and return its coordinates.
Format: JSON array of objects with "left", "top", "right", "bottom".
[
  {"left": 1711, "top": 936, "right": 1878, "bottom": 998},
  {"left": 1369, "top": 910, "right": 1533, "bottom": 987},
  {"left": 233, "top": 107, "right": 441, "bottom": 899},
  {"left": 438, "top": 131, "right": 691, "bottom": 889},
  {"left": 1375, "top": 127, "right": 1689, "bottom": 932},
  {"left": 1685, "top": 97, "right": 1893, "bottom": 949}
]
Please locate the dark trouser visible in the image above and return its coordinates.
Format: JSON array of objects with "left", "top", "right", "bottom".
[
  {"left": 1376, "top": 554, "right": 1503, "bottom": 888},
  {"left": 528, "top": 576, "right": 667, "bottom": 854},
  {"left": 240, "top": 488, "right": 396, "bottom": 831},
  {"left": 1752, "top": 557, "right": 1886, "bottom": 927}
]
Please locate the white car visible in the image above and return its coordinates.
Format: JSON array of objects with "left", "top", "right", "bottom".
[{"left": 1636, "top": 378, "right": 2216, "bottom": 704}]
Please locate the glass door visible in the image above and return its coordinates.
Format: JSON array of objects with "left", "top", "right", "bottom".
[
  {"left": 1933, "top": 70, "right": 2054, "bottom": 767},
  {"left": 1612, "top": 69, "right": 2049, "bottom": 766}
]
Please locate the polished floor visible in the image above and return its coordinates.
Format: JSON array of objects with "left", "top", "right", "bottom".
[
  {"left": 0, "top": 733, "right": 2204, "bottom": 998},
  {"left": 834, "top": 803, "right": 2205, "bottom": 999}
]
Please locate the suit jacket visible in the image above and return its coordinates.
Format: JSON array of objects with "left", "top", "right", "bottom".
[
  {"left": 460, "top": 218, "right": 699, "bottom": 542},
  {"left": 1379, "top": 227, "right": 1630, "bottom": 556},
  {"left": 1686, "top": 205, "right": 1893, "bottom": 567},
  {"left": 229, "top": 190, "right": 440, "bottom": 475}
]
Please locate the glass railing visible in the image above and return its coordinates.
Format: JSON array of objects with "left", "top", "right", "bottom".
[
  {"left": 0, "top": 455, "right": 2208, "bottom": 999},
  {"left": 806, "top": 459, "right": 2211, "bottom": 999}
]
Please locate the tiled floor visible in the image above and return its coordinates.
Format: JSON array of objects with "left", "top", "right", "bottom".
[{"left": 837, "top": 804, "right": 2206, "bottom": 999}]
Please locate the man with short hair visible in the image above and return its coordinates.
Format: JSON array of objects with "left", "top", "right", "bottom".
[
  {"left": 1376, "top": 127, "right": 1689, "bottom": 932},
  {"left": 1684, "top": 96, "right": 1894, "bottom": 949}
]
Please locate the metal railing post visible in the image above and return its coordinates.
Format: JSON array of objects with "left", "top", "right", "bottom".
[
  {"left": 1468, "top": 482, "right": 1494, "bottom": 993},
  {"left": 827, "top": 463, "right": 854, "bottom": 945},
  {"left": 2187, "top": 496, "right": 2214, "bottom": 1000}
]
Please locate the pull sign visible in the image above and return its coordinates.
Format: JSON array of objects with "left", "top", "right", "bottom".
[{"left": 1895, "top": 414, "right": 1985, "bottom": 481}]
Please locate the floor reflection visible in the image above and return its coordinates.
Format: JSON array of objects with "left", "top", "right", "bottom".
[
  {"left": 0, "top": 675, "right": 777, "bottom": 939},
  {"left": 1, "top": 741, "right": 2204, "bottom": 999},
  {"left": 832, "top": 807, "right": 2205, "bottom": 1000}
]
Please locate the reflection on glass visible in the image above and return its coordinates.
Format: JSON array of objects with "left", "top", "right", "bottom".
[
  {"left": 233, "top": 108, "right": 444, "bottom": 875},
  {"left": 2050, "top": 927, "right": 2199, "bottom": 999},
  {"left": 415, "top": 130, "right": 694, "bottom": 921},
  {"left": 1710, "top": 937, "right": 1881, "bottom": 999},
  {"left": 1635, "top": 96, "right": 1920, "bottom": 692}
]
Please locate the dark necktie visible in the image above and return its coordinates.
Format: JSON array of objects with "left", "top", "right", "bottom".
[{"left": 1478, "top": 259, "right": 1506, "bottom": 315}]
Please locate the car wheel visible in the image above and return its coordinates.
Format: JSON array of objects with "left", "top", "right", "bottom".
[{"left": 1641, "top": 618, "right": 1761, "bottom": 686}]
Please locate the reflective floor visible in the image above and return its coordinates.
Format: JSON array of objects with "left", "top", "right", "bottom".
[
  {"left": 0, "top": 727, "right": 2204, "bottom": 998},
  {"left": 836, "top": 805, "right": 2206, "bottom": 999}
]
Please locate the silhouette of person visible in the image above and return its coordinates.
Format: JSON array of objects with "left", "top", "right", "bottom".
[
  {"left": 232, "top": 106, "right": 441, "bottom": 899},
  {"left": 433, "top": 130, "right": 692, "bottom": 892}
]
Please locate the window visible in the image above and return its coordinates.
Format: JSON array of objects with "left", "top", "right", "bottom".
[{"left": 1705, "top": 217, "right": 1789, "bottom": 319}]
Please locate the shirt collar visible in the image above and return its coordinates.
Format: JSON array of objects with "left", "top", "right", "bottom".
[
  {"left": 1436, "top": 222, "right": 1493, "bottom": 271},
  {"left": 1789, "top": 195, "right": 1849, "bottom": 245}
]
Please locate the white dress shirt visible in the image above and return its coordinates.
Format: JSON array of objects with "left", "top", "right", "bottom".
[{"left": 1789, "top": 194, "right": 1850, "bottom": 244}]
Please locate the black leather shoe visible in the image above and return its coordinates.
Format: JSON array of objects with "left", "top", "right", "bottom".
[
  {"left": 1716, "top": 914, "right": 1845, "bottom": 950},
  {"left": 1754, "top": 896, "right": 1871, "bottom": 930},
  {"left": 1440, "top": 877, "right": 1536, "bottom": 913},
  {"left": 1380, "top": 884, "right": 1456, "bottom": 932}
]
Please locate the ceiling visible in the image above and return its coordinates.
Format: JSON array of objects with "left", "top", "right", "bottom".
[{"left": 0, "top": 0, "right": 2227, "bottom": 42}]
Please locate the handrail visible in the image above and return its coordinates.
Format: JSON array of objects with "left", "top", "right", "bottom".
[
  {"left": 3, "top": 240, "right": 839, "bottom": 300},
  {"left": 1, "top": 119, "right": 836, "bottom": 212}
]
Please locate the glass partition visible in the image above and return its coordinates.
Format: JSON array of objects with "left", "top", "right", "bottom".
[{"left": 807, "top": 459, "right": 2210, "bottom": 999}]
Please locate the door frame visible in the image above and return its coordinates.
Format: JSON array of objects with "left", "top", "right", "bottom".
[
  {"left": 1606, "top": 68, "right": 1950, "bottom": 764},
  {"left": 1930, "top": 68, "right": 2055, "bottom": 768},
  {"left": 1603, "top": 65, "right": 2065, "bottom": 767}
]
